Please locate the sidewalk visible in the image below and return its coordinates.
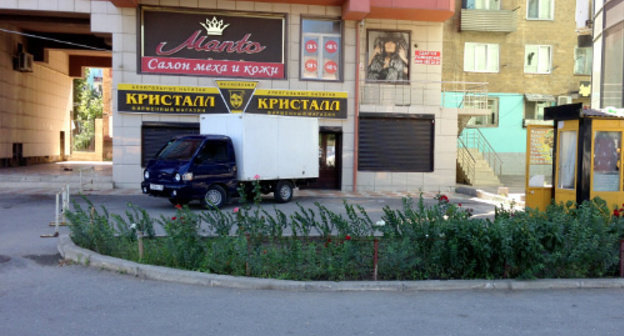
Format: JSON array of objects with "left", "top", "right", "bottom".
[{"left": 0, "top": 161, "right": 523, "bottom": 205}]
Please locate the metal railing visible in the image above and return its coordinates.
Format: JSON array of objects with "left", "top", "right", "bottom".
[
  {"left": 457, "top": 137, "right": 476, "bottom": 184},
  {"left": 360, "top": 80, "right": 489, "bottom": 110},
  {"left": 459, "top": 128, "right": 503, "bottom": 178}
]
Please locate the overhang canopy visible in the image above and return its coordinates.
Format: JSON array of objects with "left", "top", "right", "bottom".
[{"left": 107, "top": 0, "right": 455, "bottom": 22}]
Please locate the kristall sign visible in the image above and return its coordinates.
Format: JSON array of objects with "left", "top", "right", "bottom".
[
  {"left": 117, "top": 82, "right": 348, "bottom": 119},
  {"left": 140, "top": 7, "right": 286, "bottom": 78}
]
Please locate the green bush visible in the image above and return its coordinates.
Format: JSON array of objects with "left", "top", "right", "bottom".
[{"left": 66, "top": 195, "right": 624, "bottom": 281}]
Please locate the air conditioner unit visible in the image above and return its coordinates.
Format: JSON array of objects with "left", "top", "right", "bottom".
[
  {"left": 557, "top": 96, "right": 572, "bottom": 105},
  {"left": 15, "top": 52, "right": 33, "bottom": 72}
]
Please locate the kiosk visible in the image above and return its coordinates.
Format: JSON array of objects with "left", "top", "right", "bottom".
[{"left": 525, "top": 103, "right": 624, "bottom": 211}]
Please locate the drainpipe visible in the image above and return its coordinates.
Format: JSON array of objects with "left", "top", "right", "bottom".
[{"left": 353, "top": 21, "right": 361, "bottom": 192}]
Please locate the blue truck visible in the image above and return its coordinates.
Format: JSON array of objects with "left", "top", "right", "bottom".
[{"left": 141, "top": 114, "right": 319, "bottom": 207}]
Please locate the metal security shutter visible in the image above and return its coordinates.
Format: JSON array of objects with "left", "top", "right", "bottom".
[
  {"left": 141, "top": 122, "right": 200, "bottom": 167},
  {"left": 358, "top": 114, "right": 434, "bottom": 172}
]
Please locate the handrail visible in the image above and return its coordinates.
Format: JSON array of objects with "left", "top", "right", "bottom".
[
  {"left": 459, "top": 128, "right": 503, "bottom": 178},
  {"left": 457, "top": 137, "right": 476, "bottom": 184}
]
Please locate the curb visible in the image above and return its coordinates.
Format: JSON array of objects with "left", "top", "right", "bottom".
[{"left": 57, "top": 234, "right": 624, "bottom": 292}]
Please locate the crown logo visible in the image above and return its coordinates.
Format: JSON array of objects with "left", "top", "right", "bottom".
[{"left": 200, "top": 17, "right": 230, "bottom": 36}]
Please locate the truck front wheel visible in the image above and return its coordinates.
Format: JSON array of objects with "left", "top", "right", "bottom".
[
  {"left": 274, "top": 180, "right": 294, "bottom": 203},
  {"left": 202, "top": 185, "right": 227, "bottom": 209}
]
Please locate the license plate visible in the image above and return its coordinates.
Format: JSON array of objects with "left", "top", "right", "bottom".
[{"left": 150, "top": 184, "right": 164, "bottom": 191}]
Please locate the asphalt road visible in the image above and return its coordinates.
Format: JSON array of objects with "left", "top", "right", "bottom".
[{"left": 1, "top": 193, "right": 624, "bottom": 336}]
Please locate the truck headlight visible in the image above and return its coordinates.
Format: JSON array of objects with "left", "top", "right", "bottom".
[
  {"left": 174, "top": 173, "right": 181, "bottom": 182},
  {"left": 182, "top": 172, "right": 193, "bottom": 181},
  {"left": 144, "top": 170, "right": 149, "bottom": 179}
]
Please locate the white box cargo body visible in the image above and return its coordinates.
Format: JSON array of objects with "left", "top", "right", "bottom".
[{"left": 200, "top": 114, "right": 319, "bottom": 181}]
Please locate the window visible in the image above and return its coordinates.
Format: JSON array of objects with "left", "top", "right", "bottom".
[
  {"left": 525, "top": 101, "right": 552, "bottom": 120},
  {"left": 574, "top": 47, "right": 592, "bottom": 75},
  {"left": 466, "top": 98, "right": 499, "bottom": 127},
  {"left": 195, "top": 141, "right": 229, "bottom": 164},
  {"left": 524, "top": 45, "right": 551, "bottom": 74},
  {"left": 301, "top": 18, "right": 342, "bottom": 81},
  {"left": 601, "top": 22, "right": 624, "bottom": 108},
  {"left": 557, "top": 131, "right": 577, "bottom": 189},
  {"left": 464, "top": 0, "right": 501, "bottom": 10},
  {"left": 527, "top": 0, "right": 553, "bottom": 20},
  {"left": 593, "top": 131, "right": 621, "bottom": 191},
  {"left": 464, "top": 43, "right": 499, "bottom": 73}
]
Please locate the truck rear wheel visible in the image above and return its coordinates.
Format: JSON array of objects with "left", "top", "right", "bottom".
[
  {"left": 274, "top": 180, "right": 294, "bottom": 203},
  {"left": 202, "top": 185, "right": 227, "bottom": 209}
]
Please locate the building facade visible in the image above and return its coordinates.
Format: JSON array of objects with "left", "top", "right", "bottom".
[
  {"left": 592, "top": 0, "right": 624, "bottom": 109},
  {"left": 442, "top": 0, "right": 592, "bottom": 181},
  {"left": 1, "top": 0, "right": 461, "bottom": 192}
]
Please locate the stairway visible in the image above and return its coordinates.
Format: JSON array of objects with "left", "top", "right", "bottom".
[
  {"left": 457, "top": 128, "right": 503, "bottom": 187},
  {"left": 457, "top": 148, "right": 501, "bottom": 186}
]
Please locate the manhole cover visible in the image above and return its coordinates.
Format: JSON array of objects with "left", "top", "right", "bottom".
[
  {"left": 0, "top": 255, "right": 10, "bottom": 263},
  {"left": 23, "top": 253, "right": 61, "bottom": 266}
]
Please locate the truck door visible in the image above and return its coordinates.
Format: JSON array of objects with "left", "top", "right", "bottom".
[
  {"left": 192, "top": 140, "right": 236, "bottom": 188},
  {"left": 525, "top": 125, "right": 555, "bottom": 211}
]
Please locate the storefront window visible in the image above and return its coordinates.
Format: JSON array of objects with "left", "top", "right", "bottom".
[
  {"left": 593, "top": 131, "right": 621, "bottom": 191},
  {"left": 301, "top": 18, "right": 342, "bottom": 81},
  {"left": 601, "top": 22, "right": 624, "bottom": 108},
  {"left": 558, "top": 131, "right": 577, "bottom": 189}
]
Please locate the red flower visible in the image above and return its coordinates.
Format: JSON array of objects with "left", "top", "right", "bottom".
[
  {"left": 175, "top": 204, "right": 182, "bottom": 209},
  {"left": 458, "top": 203, "right": 462, "bottom": 207},
  {"left": 254, "top": 174, "right": 260, "bottom": 180},
  {"left": 233, "top": 207, "right": 240, "bottom": 213},
  {"left": 439, "top": 195, "right": 449, "bottom": 203},
  {"left": 172, "top": 216, "right": 177, "bottom": 220},
  {"left": 614, "top": 209, "right": 620, "bottom": 217},
  {"left": 345, "top": 235, "right": 351, "bottom": 241}
]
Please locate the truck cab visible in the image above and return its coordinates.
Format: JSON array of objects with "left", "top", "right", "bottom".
[{"left": 141, "top": 135, "right": 238, "bottom": 207}]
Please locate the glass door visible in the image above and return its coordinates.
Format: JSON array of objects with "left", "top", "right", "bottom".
[
  {"left": 525, "top": 125, "right": 555, "bottom": 211},
  {"left": 591, "top": 119, "right": 624, "bottom": 210},
  {"left": 554, "top": 120, "right": 579, "bottom": 206}
]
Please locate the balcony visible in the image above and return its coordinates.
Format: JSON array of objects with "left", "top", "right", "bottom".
[
  {"left": 360, "top": 80, "right": 488, "bottom": 115},
  {"left": 460, "top": 9, "right": 517, "bottom": 33}
]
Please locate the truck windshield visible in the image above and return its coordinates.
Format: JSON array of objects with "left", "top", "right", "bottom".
[{"left": 156, "top": 139, "right": 202, "bottom": 161}]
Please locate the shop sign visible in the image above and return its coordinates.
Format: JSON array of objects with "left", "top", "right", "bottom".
[
  {"left": 118, "top": 82, "right": 348, "bottom": 119},
  {"left": 117, "top": 84, "right": 227, "bottom": 114},
  {"left": 414, "top": 50, "right": 441, "bottom": 65},
  {"left": 140, "top": 7, "right": 286, "bottom": 79}
]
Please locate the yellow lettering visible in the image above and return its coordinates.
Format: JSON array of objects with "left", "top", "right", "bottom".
[
  {"left": 329, "top": 101, "right": 340, "bottom": 111},
  {"left": 279, "top": 99, "right": 289, "bottom": 110},
  {"left": 126, "top": 93, "right": 138, "bottom": 105},
  {"left": 269, "top": 98, "right": 279, "bottom": 109},
  {"left": 148, "top": 95, "right": 160, "bottom": 105},
  {"left": 162, "top": 95, "right": 172, "bottom": 106},
  {"left": 258, "top": 98, "right": 268, "bottom": 109},
  {"left": 205, "top": 96, "right": 215, "bottom": 107},
  {"left": 138, "top": 94, "right": 148, "bottom": 105},
  {"left": 193, "top": 96, "right": 204, "bottom": 107},
  {"left": 310, "top": 100, "right": 319, "bottom": 110},
  {"left": 320, "top": 101, "right": 330, "bottom": 111},
  {"left": 182, "top": 96, "right": 193, "bottom": 106},
  {"left": 291, "top": 99, "right": 300, "bottom": 110}
]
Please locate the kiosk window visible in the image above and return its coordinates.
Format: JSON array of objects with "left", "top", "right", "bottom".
[
  {"left": 557, "top": 131, "right": 576, "bottom": 190},
  {"left": 593, "top": 131, "right": 621, "bottom": 192}
]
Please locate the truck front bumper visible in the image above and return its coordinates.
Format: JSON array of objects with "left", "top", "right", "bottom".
[{"left": 141, "top": 181, "right": 194, "bottom": 199}]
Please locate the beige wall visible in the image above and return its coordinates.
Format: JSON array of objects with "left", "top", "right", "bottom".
[
  {"left": 443, "top": 0, "right": 590, "bottom": 96},
  {"left": 96, "top": 0, "right": 453, "bottom": 192},
  {"left": 0, "top": 23, "right": 72, "bottom": 162},
  {"left": 0, "top": 0, "right": 454, "bottom": 192}
]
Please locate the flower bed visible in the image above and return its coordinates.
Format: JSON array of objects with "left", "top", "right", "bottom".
[{"left": 66, "top": 195, "right": 624, "bottom": 281}]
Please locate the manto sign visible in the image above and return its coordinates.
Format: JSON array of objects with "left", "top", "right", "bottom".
[
  {"left": 140, "top": 7, "right": 286, "bottom": 78},
  {"left": 118, "top": 82, "right": 348, "bottom": 119}
]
